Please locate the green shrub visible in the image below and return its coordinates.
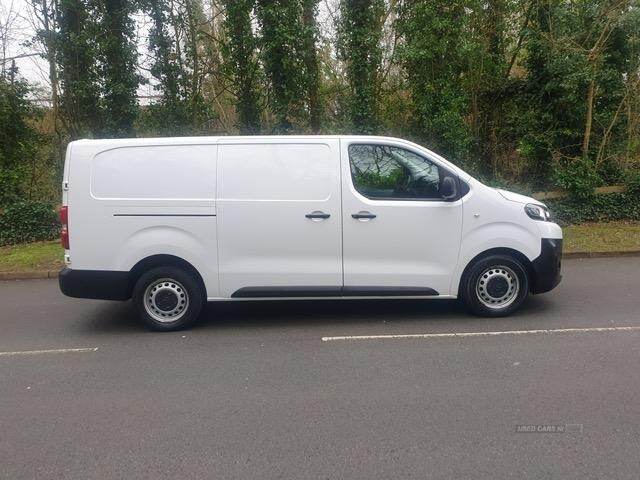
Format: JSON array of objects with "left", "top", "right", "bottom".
[
  {"left": 625, "top": 171, "right": 640, "bottom": 196},
  {"left": 552, "top": 157, "right": 601, "bottom": 201},
  {"left": 547, "top": 192, "right": 640, "bottom": 225},
  {"left": 0, "top": 201, "right": 60, "bottom": 246}
]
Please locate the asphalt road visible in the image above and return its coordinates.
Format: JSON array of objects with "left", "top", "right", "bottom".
[{"left": 1, "top": 257, "right": 639, "bottom": 479}]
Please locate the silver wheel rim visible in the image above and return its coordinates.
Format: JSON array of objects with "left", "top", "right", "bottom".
[
  {"left": 143, "top": 278, "right": 189, "bottom": 323},
  {"left": 476, "top": 265, "right": 520, "bottom": 309}
]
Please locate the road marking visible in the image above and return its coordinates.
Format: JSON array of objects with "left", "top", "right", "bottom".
[
  {"left": 0, "top": 347, "right": 98, "bottom": 357},
  {"left": 321, "top": 326, "right": 640, "bottom": 342}
]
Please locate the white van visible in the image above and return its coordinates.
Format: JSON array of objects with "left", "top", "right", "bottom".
[{"left": 59, "top": 136, "right": 562, "bottom": 330}]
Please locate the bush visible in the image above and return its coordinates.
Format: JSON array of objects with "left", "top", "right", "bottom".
[
  {"left": 0, "top": 201, "right": 60, "bottom": 245},
  {"left": 547, "top": 192, "right": 640, "bottom": 225},
  {"left": 625, "top": 171, "right": 640, "bottom": 196},
  {"left": 552, "top": 157, "right": 601, "bottom": 201}
]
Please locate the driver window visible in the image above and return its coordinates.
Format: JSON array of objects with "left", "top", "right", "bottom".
[{"left": 348, "top": 144, "right": 443, "bottom": 200}]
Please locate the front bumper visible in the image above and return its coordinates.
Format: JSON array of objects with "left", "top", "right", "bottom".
[
  {"left": 530, "top": 238, "right": 562, "bottom": 294},
  {"left": 59, "top": 268, "right": 131, "bottom": 300}
]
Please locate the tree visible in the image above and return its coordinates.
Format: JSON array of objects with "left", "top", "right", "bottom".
[
  {"left": 145, "top": 0, "right": 191, "bottom": 134},
  {"left": 302, "top": 0, "right": 321, "bottom": 132},
  {"left": 27, "top": 0, "right": 67, "bottom": 185},
  {"left": 220, "top": 0, "right": 261, "bottom": 133},
  {"left": 521, "top": 0, "right": 637, "bottom": 192},
  {"left": 96, "top": 0, "right": 140, "bottom": 137},
  {"left": 337, "top": 0, "right": 384, "bottom": 133},
  {"left": 255, "top": 0, "right": 307, "bottom": 132},
  {"left": 0, "top": 77, "right": 43, "bottom": 204},
  {"left": 465, "top": 0, "right": 522, "bottom": 177},
  {"left": 396, "top": 0, "right": 471, "bottom": 159},
  {"left": 56, "top": 0, "right": 102, "bottom": 138}
]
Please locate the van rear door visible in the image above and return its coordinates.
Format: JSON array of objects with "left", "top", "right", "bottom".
[{"left": 217, "top": 139, "right": 342, "bottom": 297}]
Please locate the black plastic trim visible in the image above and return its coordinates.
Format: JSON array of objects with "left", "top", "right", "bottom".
[
  {"left": 59, "top": 268, "right": 131, "bottom": 300},
  {"left": 231, "top": 286, "right": 439, "bottom": 298},
  {"left": 113, "top": 214, "right": 216, "bottom": 217},
  {"left": 232, "top": 286, "right": 340, "bottom": 298},
  {"left": 530, "top": 238, "right": 563, "bottom": 294},
  {"left": 342, "top": 286, "right": 438, "bottom": 296}
]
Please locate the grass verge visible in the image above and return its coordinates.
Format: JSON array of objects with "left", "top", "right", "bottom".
[
  {"left": 0, "top": 240, "right": 63, "bottom": 273},
  {"left": 562, "top": 221, "right": 640, "bottom": 253},
  {"left": 0, "top": 222, "right": 639, "bottom": 274}
]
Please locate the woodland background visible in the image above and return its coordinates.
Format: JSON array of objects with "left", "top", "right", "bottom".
[{"left": 1, "top": 0, "right": 639, "bottom": 243}]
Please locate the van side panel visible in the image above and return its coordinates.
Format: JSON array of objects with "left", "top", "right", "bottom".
[
  {"left": 217, "top": 140, "right": 342, "bottom": 297},
  {"left": 67, "top": 142, "right": 219, "bottom": 297}
]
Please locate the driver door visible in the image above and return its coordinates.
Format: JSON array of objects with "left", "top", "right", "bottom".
[{"left": 340, "top": 139, "right": 463, "bottom": 296}]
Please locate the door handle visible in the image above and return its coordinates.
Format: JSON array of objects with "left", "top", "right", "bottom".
[
  {"left": 352, "top": 211, "right": 377, "bottom": 220},
  {"left": 305, "top": 211, "right": 330, "bottom": 220}
]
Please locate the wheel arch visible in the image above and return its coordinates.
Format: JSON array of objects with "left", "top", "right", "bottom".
[
  {"left": 457, "top": 247, "right": 533, "bottom": 296},
  {"left": 129, "top": 254, "right": 207, "bottom": 298}
]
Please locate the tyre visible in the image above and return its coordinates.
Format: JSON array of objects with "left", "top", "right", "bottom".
[
  {"left": 132, "top": 266, "right": 205, "bottom": 331},
  {"left": 460, "top": 254, "right": 529, "bottom": 317}
]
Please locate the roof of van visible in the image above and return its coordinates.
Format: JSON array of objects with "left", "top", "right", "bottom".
[
  {"left": 71, "top": 135, "right": 411, "bottom": 144},
  {"left": 68, "top": 135, "right": 470, "bottom": 179}
]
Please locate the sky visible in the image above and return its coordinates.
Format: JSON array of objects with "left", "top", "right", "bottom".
[{"left": 0, "top": 0, "right": 50, "bottom": 88}]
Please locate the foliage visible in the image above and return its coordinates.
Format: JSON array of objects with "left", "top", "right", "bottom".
[
  {"left": 96, "top": 0, "right": 140, "bottom": 137},
  {"left": 143, "top": 0, "right": 214, "bottom": 135},
  {"left": 0, "top": 201, "right": 60, "bottom": 245},
  {"left": 56, "top": 0, "right": 102, "bottom": 138},
  {"left": 0, "top": 77, "right": 45, "bottom": 205},
  {"left": 396, "top": 1, "right": 472, "bottom": 162},
  {"left": 144, "top": 0, "right": 190, "bottom": 135},
  {"left": 547, "top": 192, "right": 640, "bottom": 226},
  {"left": 56, "top": 0, "right": 141, "bottom": 138},
  {"left": 220, "top": 0, "right": 262, "bottom": 133},
  {"left": 302, "top": 0, "right": 321, "bottom": 133},
  {"left": 337, "top": 0, "right": 385, "bottom": 133},
  {"left": 256, "top": 0, "right": 309, "bottom": 132},
  {"left": 520, "top": 0, "right": 637, "bottom": 185},
  {"left": 625, "top": 171, "right": 640, "bottom": 196},
  {"left": 552, "top": 157, "right": 602, "bottom": 200}
]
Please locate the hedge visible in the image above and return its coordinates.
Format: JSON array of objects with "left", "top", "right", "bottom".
[
  {"left": 547, "top": 192, "right": 640, "bottom": 225},
  {"left": 0, "top": 201, "right": 60, "bottom": 246}
]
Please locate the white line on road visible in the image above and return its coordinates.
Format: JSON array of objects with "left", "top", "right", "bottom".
[
  {"left": 0, "top": 347, "right": 98, "bottom": 357},
  {"left": 322, "top": 326, "right": 640, "bottom": 342}
]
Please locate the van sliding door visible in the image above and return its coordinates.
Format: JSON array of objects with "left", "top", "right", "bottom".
[{"left": 216, "top": 140, "right": 343, "bottom": 297}]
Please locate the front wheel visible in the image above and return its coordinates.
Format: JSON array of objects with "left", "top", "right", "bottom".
[
  {"left": 132, "top": 266, "right": 205, "bottom": 331},
  {"left": 460, "top": 254, "right": 529, "bottom": 317}
]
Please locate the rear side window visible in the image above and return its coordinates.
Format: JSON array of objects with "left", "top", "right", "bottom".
[
  {"left": 91, "top": 145, "right": 216, "bottom": 200},
  {"left": 348, "top": 144, "right": 443, "bottom": 200}
]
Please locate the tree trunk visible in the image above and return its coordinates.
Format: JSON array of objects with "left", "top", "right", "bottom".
[
  {"left": 185, "top": 0, "right": 200, "bottom": 129},
  {"left": 582, "top": 78, "right": 596, "bottom": 159},
  {"left": 302, "top": 0, "right": 320, "bottom": 133}
]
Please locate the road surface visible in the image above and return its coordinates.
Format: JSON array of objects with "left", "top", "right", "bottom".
[{"left": 1, "top": 257, "right": 639, "bottom": 479}]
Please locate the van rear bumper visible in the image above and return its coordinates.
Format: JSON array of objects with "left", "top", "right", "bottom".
[
  {"left": 530, "top": 238, "right": 562, "bottom": 294},
  {"left": 59, "top": 268, "right": 131, "bottom": 300}
]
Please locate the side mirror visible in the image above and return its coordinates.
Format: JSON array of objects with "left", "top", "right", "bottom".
[{"left": 441, "top": 176, "right": 458, "bottom": 201}]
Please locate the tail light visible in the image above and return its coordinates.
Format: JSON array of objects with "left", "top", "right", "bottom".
[{"left": 60, "top": 206, "right": 69, "bottom": 249}]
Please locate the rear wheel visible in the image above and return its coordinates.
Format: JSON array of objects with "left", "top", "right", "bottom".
[
  {"left": 133, "top": 266, "right": 205, "bottom": 331},
  {"left": 460, "top": 254, "right": 529, "bottom": 317}
]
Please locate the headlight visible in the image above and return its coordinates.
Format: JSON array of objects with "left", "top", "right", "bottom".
[{"left": 524, "top": 203, "right": 551, "bottom": 221}]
